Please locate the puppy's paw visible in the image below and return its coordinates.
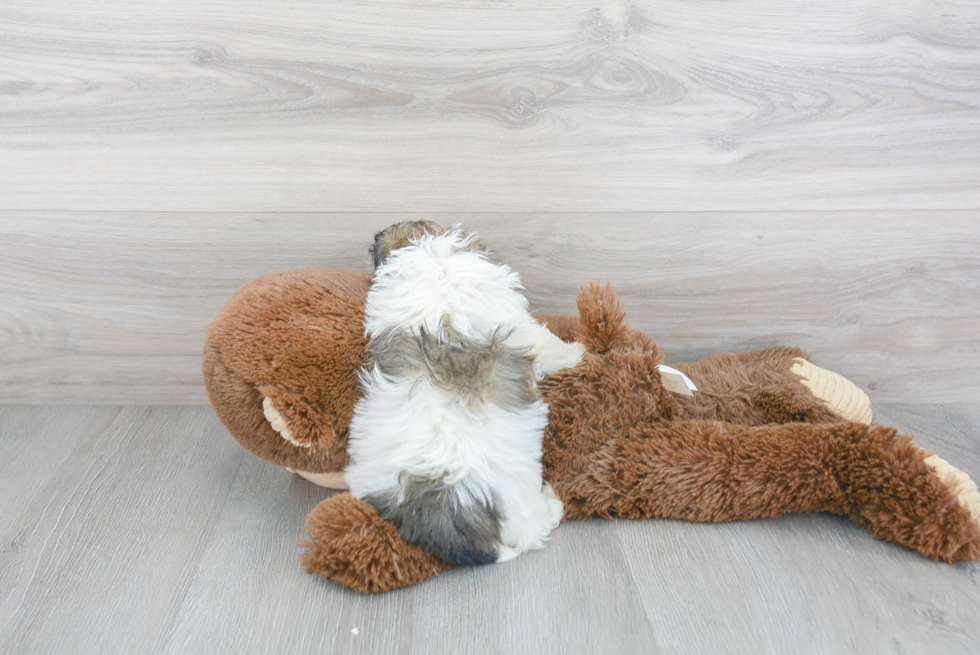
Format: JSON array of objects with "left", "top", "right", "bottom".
[
  {"left": 535, "top": 341, "right": 587, "bottom": 378},
  {"left": 262, "top": 396, "right": 310, "bottom": 449},
  {"left": 495, "top": 546, "right": 522, "bottom": 563},
  {"left": 542, "top": 481, "right": 565, "bottom": 528}
]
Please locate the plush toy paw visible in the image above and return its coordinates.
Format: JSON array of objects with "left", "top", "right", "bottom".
[
  {"left": 791, "top": 358, "right": 873, "bottom": 424},
  {"left": 262, "top": 396, "right": 308, "bottom": 448},
  {"left": 301, "top": 493, "right": 452, "bottom": 592},
  {"left": 883, "top": 444, "right": 980, "bottom": 563}
]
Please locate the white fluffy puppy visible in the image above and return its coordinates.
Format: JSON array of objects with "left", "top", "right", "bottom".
[{"left": 344, "top": 221, "right": 585, "bottom": 564}]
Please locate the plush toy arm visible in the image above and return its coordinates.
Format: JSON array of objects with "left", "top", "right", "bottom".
[
  {"left": 301, "top": 493, "right": 452, "bottom": 593},
  {"left": 555, "top": 419, "right": 980, "bottom": 564}
]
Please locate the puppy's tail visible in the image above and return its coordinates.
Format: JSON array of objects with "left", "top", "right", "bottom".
[{"left": 363, "top": 474, "right": 504, "bottom": 565}]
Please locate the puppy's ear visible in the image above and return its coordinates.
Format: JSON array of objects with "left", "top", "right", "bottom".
[
  {"left": 370, "top": 231, "right": 388, "bottom": 270},
  {"left": 575, "top": 281, "right": 629, "bottom": 354},
  {"left": 371, "top": 221, "right": 449, "bottom": 270},
  {"left": 457, "top": 234, "right": 487, "bottom": 255}
]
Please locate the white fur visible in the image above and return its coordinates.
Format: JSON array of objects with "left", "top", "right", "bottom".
[
  {"left": 362, "top": 230, "right": 584, "bottom": 380},
  {"left": 345, "top": 229, "right": 584, "bottom": 560}
]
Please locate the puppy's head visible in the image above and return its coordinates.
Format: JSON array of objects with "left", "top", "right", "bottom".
[{"left": 371, "top": 221, "right": 449, "bottom": 270}]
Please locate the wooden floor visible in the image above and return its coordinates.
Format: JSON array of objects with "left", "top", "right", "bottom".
[{"left": 1, "top": 404, "right": 978, "bottom": 654}]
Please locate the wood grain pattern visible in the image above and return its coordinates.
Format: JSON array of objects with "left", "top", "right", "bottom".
[
  {"left": 159, "top": 451, "right": 663, "bottom": 654},
  {"left": 2, "top": 212, "right": 977, "bottom": 404},
  {"left": 0, "top": 407, "right": 247, "bottom": 654},
  {"left": 1, "top": 1, "right": 979, "bottom": 212},
  {"left": 0, "top": 406, "right": 110, "bottom": 523},
  {"left": 0, "top": 405, "right": 978, "bottom": 654},
  {"left": 0, "top": 406, "right": 121, "bottom": 623}
]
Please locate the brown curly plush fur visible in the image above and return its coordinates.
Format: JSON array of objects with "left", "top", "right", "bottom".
[
  {"left": 301, "top": 494, "right": 452, "bottom": 593},
  {"left": 203, "top": 270, "right": 980, "bottom": 593}
]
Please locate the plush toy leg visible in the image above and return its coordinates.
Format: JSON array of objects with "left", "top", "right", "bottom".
[
  {"left": 671, "top": 347, "right": 868, "bottom": 426},
  {"left": 557, "top": 420, "right": 980, "bottom": 563},
  {"left": 301, "top": 493, "right": 452, "bottom": 593}
]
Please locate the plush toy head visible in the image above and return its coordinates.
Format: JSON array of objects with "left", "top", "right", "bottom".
[{"left": 203, "top": 267, "right": 370, "bottom": 475}]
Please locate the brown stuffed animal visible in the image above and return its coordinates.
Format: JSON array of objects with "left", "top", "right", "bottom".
[{"left": 203, "top": 267, "right": 980, "bottom": 593}]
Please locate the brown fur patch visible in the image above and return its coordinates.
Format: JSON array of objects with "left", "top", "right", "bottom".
[
  {"left": 371, "top": 221, "right": 449, "bottom": 269},
  {"left": 669, "top": 347, "right": 845, "bottom": 425},
  {"left": 574, "top": 281, "right": 629, "bottom": 354},
  {"left": 567, "top": 281, "right": 664, "bottom": 359}
]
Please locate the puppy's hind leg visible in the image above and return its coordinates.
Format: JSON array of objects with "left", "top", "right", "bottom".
[
  {"left": 541, "top": 480, "right": 565, "bottom": 527},
  {"left": 507, "top": 322, "right": 586, "bottom": 379},
  {"left": 495, "top": 546, "right": 522, "bottom": 563},
  {"left": 497, "top": 481, "right": 565, "bottom": 560}
]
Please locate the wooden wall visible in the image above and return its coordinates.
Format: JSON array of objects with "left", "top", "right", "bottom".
[
  {"left": 2, "top": 212, "right": 977, "bottom": 404},
  {"left": 1, "top": 1, "right": 978, "bottom": 404}
]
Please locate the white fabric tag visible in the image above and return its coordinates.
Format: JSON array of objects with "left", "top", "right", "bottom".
[{"left": 656, "top": 364, "right": 698, "bottom": 397}]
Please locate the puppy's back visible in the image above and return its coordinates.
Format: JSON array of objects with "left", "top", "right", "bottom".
[
  {"left": 349, "top": 224, "right": 551, "bottom": 565},
  {"left": 354, "top": 327, "right": 541, "bottom": 564}
]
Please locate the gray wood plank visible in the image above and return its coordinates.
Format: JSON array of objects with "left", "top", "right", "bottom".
[
  {"left": 1, "top": 1, "right": 979, "bottom": 212},
  {"left": 2, "top": 212, "right": 978, "bottom": 403},
  {"left": 0, "top": 406, "right": 112, "bottom": 526},
  {"left": 410, "top": 521, "right": 663, "bottom": 655},
  {"left": 0, "top": 406, "right": 121, "bottom": 618},
  {"left": 155, "top": 453, "right": 402, "bottom": 655},
  {"left": 0, "top": 406, "right": 245, "bottom": 655},
  {"left": 160, "top": 445, "right": 661, "bottom": 655}
]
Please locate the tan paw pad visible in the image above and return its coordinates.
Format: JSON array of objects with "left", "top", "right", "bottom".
[
  {"left": 922, "top": 453, "right": 980, "bottom": 525},
  {"left": 262, "top": 396, "right": 310, "bottom": 449},
  {"left": 287, "top": 468, "right": 349, "bottom": 490},
  {"left": 791, "top": 358, "right": 873, "bottom": 424}
]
